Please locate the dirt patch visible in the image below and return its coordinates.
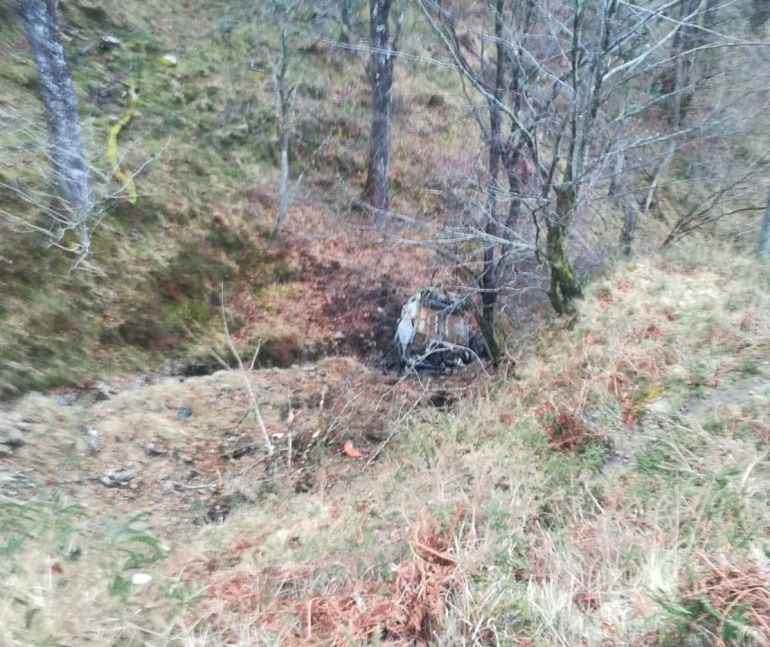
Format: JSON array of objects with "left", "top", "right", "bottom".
[
  {"left": 0, "top": 358, "right": 485, "bottom": 533},
  {"left": 680, "top": 376, "right": 770, "bottom": 419},
  {"left": 225, "top": 201, "right": 437, "bottom": 370}
]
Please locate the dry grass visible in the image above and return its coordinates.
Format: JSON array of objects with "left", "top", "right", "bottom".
[
  {"left": 655, "top": 554, "right": 770, "bottom": 645},
  {"left": 187, "top": 507, "right": 465, "bottom": 645}
]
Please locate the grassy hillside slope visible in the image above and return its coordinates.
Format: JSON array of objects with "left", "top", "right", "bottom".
[
  {"left": 0, "top": 0, "right": 466, "bottom": 394},
  {"left": 1, "top": 243, "right": 768, "bottom": 645}
]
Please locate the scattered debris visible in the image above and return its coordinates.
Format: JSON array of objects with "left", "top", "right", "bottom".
[
  {"left": 177, "top": 407, "right": 192, "bottom": 420},
  {"left": 343, "top": 440, "right": 364, "bottom": 458},
  {"left": 394, "top": 288, "right": 485, "bottom": 372},
  {"left": 131, "top": 573, "right": 152, "bottom": 585},
  {"left": 84, "top": 427, "right": 101, "bottom": 454},
  {"left": 159, "top": 54, "right": 178, "bottom": 66},
  {"left": 99, "top": 35, "right": 121, "bottom": 51},
  {"left": 204, "top": 492, "right": 251, "bottom": 524},
  {"left": 146, "top": 443, "right": 169, "bottom": 456}
]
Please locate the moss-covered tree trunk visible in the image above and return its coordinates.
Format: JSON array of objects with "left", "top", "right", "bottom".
[{"left": 546, "top": 184, "right": 582, "bottom": 315}]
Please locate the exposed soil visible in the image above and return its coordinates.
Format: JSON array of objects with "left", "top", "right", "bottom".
[{"left": 0, "top": 356, "right": 487, "bottom": 535}]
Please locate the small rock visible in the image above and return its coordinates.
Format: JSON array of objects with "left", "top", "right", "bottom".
[
  {"left": 101, "top": 468, "right": 139, "bottom": 487},
  {"left": 131, "top": 573, "right": 152, "bottom": 585},
  {"left": 364, "top": 427, "right": 389, "bottom": 442},
  {"left": 334, "top": 330, "right": 345, "bottom": 340},
  {"left": 0, "top": 443, "right": 12, "bottom": 457},
  {"left": 87, "top": 438, "right": 101, "bottom": 454},
  {"left": 204, "top": 492, "right": 251, "bottom": 523},
  {"left": 99, "top": 35, "right": 121, "bottom": 51},
  {"left": 5, "top": 428, "right": 25, "bottom": 448},
  {"left": 645, "top": 398, "right": 673, "bottom": 415},
  {"left": 91, "top": 381, "right": 117, "bottom": 401},
  {"left": 74, "top": 437, "right": 88, "bottom": 455},
  {"left": 163, "top": 359, "right": 184, "bottom": 375},
  {"left": 146, "top": 443, "right": 168, "bottom": 456}
]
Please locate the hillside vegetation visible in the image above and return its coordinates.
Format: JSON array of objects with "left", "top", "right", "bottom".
[
  {"left": 1, "top": 0, "right": 769, "bottom": 645},
  {"left": 0, "top": 244, "right": 768, "bottom": 645},
  {"left": 0, "top": 0, "right": 457, "bottom": 393}
]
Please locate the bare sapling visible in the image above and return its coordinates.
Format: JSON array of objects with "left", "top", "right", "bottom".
[{"left": 213, "top": 284, "right": 275, "bottom": 460}]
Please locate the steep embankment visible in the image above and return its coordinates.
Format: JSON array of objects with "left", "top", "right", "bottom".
[
  {"left": 0, "top": 0, "right": 464, "bottom": 395},
  {"left": 1, "top": 242, "right": 767, "bottom": 645}
]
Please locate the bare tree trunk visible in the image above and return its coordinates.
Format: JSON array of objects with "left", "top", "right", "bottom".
[
  {"left": 759, "top": 186, "right": 770, "bottom": 259},
  {"left": 643, "top": 142, "right": 676, "bottom": 215},
  {"left": 16, "top": 0, "right": 92, "bottom": 247},
  {"left": 364, "top": 0, "right": 398, "bottom": 213},
  {"left": 476, "top": 0, "right": 507, "bottom": 365},
  {"left": 659, "top": 0, "right": 700, "bottom": 125},
  {"left": 271, "top": 27, "right": 293, "bottom": 237},
  {"left": 609, "top": 143, "right": 639, "bottom": 257},
  {"left": 696, "top": 0, "right": 720, "bottom": 74},
  {"left": 276, "top": 120, "right": 290, "bottom": 236},
  {"left": 339, "top": 0, "right": 353, "bottom": 44},
  {"left": 751, "top": 0, "right": 770, "bottom": 34},
  {"left": 619, "top": 203, "right": 637, "bottom": 258}
]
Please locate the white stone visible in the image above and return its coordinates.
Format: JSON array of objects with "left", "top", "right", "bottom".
[{"left": 131, "top": 573, "right": 152, "bottom": 585}]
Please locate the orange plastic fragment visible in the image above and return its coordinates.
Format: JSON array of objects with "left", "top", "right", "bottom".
[{"left": 343, "top": 440, "right": 363, "bottom": 458}]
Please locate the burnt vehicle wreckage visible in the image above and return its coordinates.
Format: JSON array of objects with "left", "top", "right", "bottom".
[{"left": 393, "top": 288, "right": 486, "bottom": 372}]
